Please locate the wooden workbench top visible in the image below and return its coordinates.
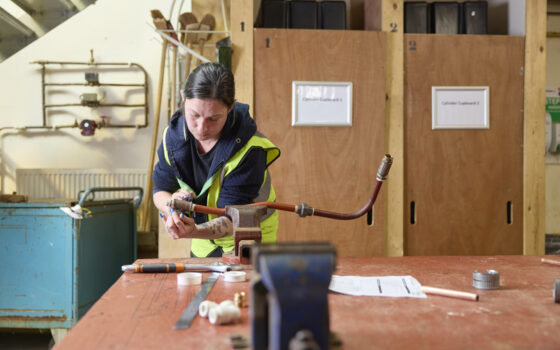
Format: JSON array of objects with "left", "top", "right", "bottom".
[{"left": 54, "top": 255, "right": 560, "bottom": 349}]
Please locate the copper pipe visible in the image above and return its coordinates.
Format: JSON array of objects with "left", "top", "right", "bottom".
[
  {"left": 421, "top": 286, "right": 479, "bottom": 302},
  {"left": 168, "top": 154, "right": 393, "bottom": 221},
  {"left": 541, "top": 258, "right": 560, "bottom": 266},
  {"left": 250, "top": 178, "right": 383, "bottom": 220},
  {"left": 311, "top": 180, "right": 383, "bottom": 220},
  {"left": 248, "top": 201, "right": 296, "bottom": 212}
]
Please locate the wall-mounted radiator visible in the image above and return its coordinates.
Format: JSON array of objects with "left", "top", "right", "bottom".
[{"left": 16, "top": 169, "right": 147, "bottom": 201}]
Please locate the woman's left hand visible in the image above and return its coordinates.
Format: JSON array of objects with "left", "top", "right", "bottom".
[{"left": 163, "top": 209, "right": 197, "bottom": 239}]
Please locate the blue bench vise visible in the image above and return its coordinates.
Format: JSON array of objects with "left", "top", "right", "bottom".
[{"left": 250, "top": 242, "right": 339, "bottom": 350}]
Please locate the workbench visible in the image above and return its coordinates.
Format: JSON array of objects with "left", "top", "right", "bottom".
[{"left": 53, "top": 255, "right": 560, "bottom": 349}]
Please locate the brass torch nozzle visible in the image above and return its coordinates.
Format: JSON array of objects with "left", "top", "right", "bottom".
[{"left": 376, "top": 154, "right": 393, "bottom": 181}]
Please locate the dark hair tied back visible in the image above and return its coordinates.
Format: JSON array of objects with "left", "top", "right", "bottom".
[{"left": 183, "top": 62, "right": 235, "bottom": 108}]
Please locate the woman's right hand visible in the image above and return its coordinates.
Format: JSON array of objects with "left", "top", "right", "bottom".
[{"left": 170, "top": 189, "right": 195, "bottom": 203}]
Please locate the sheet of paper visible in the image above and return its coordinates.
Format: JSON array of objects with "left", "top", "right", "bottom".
[{"left": 329, "top": 275, "right": 427, "bottom": 298}]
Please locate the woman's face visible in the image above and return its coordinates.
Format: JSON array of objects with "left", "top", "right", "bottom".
[{"left": 183, "top": 98, "right": 231, "bottom": 143}]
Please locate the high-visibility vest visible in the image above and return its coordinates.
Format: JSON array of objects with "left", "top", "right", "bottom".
[{"left": 163, "top": 127, "right": 280, "bottom": 257}]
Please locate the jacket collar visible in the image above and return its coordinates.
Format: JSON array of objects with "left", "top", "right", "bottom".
[{"left": 167, "top": 102, "right": 257, "bottom": 177}]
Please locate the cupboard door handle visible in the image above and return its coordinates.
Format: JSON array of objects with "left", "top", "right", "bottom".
[
  {"left": 507, "top": 201, "right": 513, "bottom": 225},
  {"left": 410, "top": 201, "right": 416, "bottom": 225}
]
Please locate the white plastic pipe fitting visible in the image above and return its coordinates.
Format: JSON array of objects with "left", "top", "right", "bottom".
[
  {"left": 198, "top": 301, "right": 218, "bottom": 318},
  {"left": 208, "top": 300, "right": 241, "bottom": 325}
]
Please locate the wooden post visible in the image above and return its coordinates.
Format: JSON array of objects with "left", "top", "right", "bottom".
[
  {"left": 378, "top": 0, "right": 404, "bottom": 256},
  {"left": 524, "top": 0, "right": 547, "bottom": 255},
  {"left": 231, "top": 0, "right": 254, "bottom": 116},
  {"left": 141, "top": 36, "right": 168, "bottom": 233}
]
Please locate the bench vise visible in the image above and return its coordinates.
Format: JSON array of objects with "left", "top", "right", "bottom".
[{"left": 250, "top": 242, "right": 338, "bottom": 350}]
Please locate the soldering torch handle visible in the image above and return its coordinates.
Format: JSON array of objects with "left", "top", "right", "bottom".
[{"left": 134, "top": 263, "right": 184, "bottom": 273}]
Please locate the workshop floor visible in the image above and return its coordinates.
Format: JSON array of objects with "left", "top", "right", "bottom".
[{"left": 0, "top": 330, "right": 53, "bottom": 350}]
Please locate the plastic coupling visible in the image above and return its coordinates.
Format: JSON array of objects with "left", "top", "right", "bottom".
[{"left": 203, "top": 300, "right": 241, "bottom": 325}]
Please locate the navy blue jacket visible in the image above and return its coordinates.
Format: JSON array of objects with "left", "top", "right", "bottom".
[{"left": 152, "top": 103, "right": 267, "bottom": 223}]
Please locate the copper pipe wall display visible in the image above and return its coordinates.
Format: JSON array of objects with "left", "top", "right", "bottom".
[
  {"left": 32, "top": 55, "right": 149, "bottom": 129},
  {"left": 168, "top": 154, "right": 393, "bottom": 221},
  {"left": 0, "top": 51, "right": 149, "bottom": 134}
]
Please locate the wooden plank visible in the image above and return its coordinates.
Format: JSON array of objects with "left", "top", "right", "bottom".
[
  {"left": 230, "top": 0, "right": 254, "bottom": 115},
  {"left": 158, "top": 219, "right": 191, "bottom": 258},
  {"left": 404, "top": 34, "right": 525, "bottom": 255},
  {"left": 254, "top": 29, "right": 387, "bottom": 257},
  {"left": 55, "top": 256, "right": 560, "bottom": 349},
  {"left": 523, "top": 0, "right": 547, "bottom": 255},
  {"left": 381, "top": 0, "right": 404, "bottom": 256},
  {"left": 0, "top": 194, "right": 27, "bottom": 203}
]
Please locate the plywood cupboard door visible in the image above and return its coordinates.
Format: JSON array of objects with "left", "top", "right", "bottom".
[
  {"left": 254, "top": 29, "right": 387, "bottom": 257},
  {"left": 404, "top": 34, "right": 525, "bottom": 256}
]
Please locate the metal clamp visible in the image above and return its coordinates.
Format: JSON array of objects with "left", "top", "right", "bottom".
[
  {"left": 554, "top": 279, "right": 560, "bottom": 303},
  {"left": 473, "top": 270, "right": 500, "bottom": 290}
]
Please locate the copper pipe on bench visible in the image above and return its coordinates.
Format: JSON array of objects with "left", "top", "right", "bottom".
[
  {"left": 421, "top": 286, "right": 479, "bottom": 302},
  {"left": 168, "top": 154, "right": 393, "bottom": 221}
]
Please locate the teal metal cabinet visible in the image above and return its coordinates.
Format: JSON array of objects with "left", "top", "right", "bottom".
[{"left": 0, "top": 189, "right": 139, "bottom": 330}]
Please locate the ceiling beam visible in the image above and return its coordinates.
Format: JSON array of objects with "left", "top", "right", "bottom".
[
  {"left": 62, "top": 0, "right": 87, "bottom": 11},
  {"left": 0, "top": 7, "right": 35, "bottom": 36},
  {"left": 10, "top": 0, "right": 34, "bottom": 15},
  {"left": 0, "top": 0, "right": 46, "bottom": 35}
]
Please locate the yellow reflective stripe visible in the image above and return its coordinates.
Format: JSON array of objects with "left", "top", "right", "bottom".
[
  {"left": 196, "top": 173, "right": 218, "bottom": 199},
  {"left": 190, "top": 238, "right": 224, "bottom": 257},
  {"left": 220, "top": 136, "right": 280, "bottom": 179},
  {"left": 178, "top": 174, "right": 216, "bottom": 200},
  {"left": 163, "top": 126, "right": 170, "bottom": 166},
  {"left": 206, "top": 135, "right": 279, "bottom": 210}
]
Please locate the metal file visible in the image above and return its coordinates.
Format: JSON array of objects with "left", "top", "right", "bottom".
[{"left": 174, "top": 272, "right": 220, "bottom": 329}]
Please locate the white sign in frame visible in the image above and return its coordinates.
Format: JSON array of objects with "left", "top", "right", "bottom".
[
  {"left": 292, "top": 81, "right": 353, "bottom": 126},
  {"left": 432, "top": 86, "right": 490, "bottom": 130}
]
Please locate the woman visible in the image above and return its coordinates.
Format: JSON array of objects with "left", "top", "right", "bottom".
[{"left": 152, "top": 62, "right": 280, "bottom": 257}]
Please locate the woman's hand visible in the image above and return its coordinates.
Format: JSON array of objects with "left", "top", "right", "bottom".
[
  {"left": 159, "top": 190, "right": 196, "bottom": 239},
  {"left": 161, "top": 209, "right": 197, "bottom": 239},
  {"left": 170, "top": 189, "right": 195, "bottom": 203},
  {"left": 159, "top": 212, "right": 233, "bottom": 240}
]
